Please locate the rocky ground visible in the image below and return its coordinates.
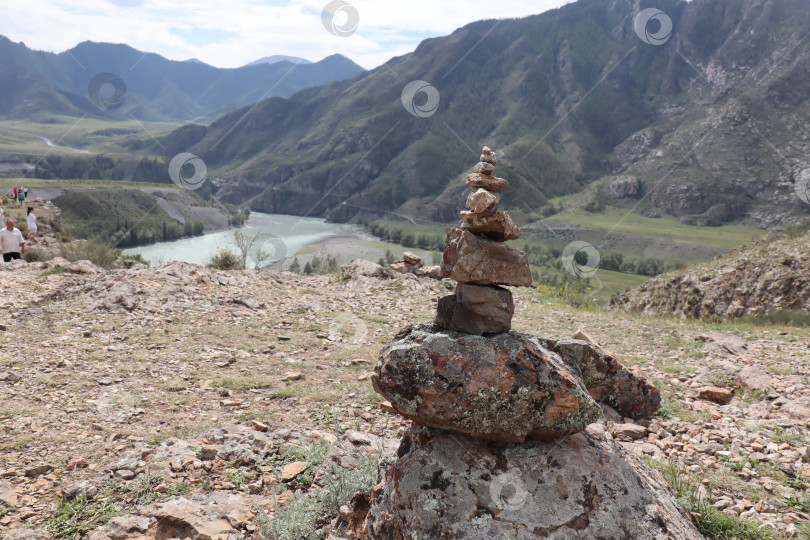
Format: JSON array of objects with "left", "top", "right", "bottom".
[{"left": 0, "top": 258, "right": 808, "bottom": 538}]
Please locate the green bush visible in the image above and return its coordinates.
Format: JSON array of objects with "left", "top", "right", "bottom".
[
  {"left": 23, "top": 248, "right": 54, "bottom": 263},
  {"left": 206, "top": 248, "right": 243, "bottom": 270},
  {"left": 59, "top": 240, "right": 121, "bottom": 269},
  {"left": 289, "top": 257, "right": 301, "bottom": 273},
  {"left": 121, "top": 253, "right": 149, "bottom": 268},
  {"left": 302, "top": 254, "right": 339, "bottom": 275}
]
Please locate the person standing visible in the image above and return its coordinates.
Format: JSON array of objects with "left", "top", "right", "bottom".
[
  {"left": 0, "top": 219, "right": 25, "bottom": 261},
  {"left": 23, "top": 187, "right": 28, "bottom": 200},
  {"left": 17, "top": 188, "right": 24, "bottom": 206},
  {"left": 26, "top": 207, "right": 37, "bottom": 243},
  {"left": 13, "top": 187, "right": 17, "bottom": 200}
]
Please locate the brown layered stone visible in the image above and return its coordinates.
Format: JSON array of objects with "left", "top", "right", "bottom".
[
  {"left": 402, "top": 252, "right": 422, "bottom": 265},
  {"left": 473, "top": 161, "right": 496, "bottom": 175},
  {"left": 434, "top": 283, "right": 514, "bottom": 335},
  {"left": 465, "top": 173, "right": 508, "bottom": 191},
  {"left": 372, "top": 325, "right": 602, "bottom": 442},
  {"left": 460, "top": 209, "right": 521, "bottom": 241},
  {"left": 441, "top": 228, "right": 532, "bottom": 286},
  {"left": 465, "top": 188, "right": 500, "bottom": 213}
]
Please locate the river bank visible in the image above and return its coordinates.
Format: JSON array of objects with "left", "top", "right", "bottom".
[
  {"left": 261, "top": 226, "right": 437, "bottom": 272},
  {"left": 123, "top": 213, "right": 357, "bottom": 266}
]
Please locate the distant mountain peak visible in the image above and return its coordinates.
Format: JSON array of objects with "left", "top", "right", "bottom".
[{"left": 246, "top": 55, "right": 312, "bottom": 67}]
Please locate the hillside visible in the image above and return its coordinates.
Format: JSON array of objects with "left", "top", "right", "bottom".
[
  {"left": 0, "top": 260, "right": 807, "bottom": 538},
  {"left": 152, "top": 0, "right": 810, "bottom": 231},
  {"left": 0, "top": 178, "right": 245, "bottom": 247},
  {"left": 0, "top": 37, "right": 364, "bottom": 122},
  {"left": 618, "top": 231, "right": 810, "bottom": 321}
]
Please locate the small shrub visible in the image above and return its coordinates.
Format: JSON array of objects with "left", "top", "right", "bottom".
[
  {"left": 785, "top": 219, "right": 810, "bottom": 239},
  {"left": 206, "top": 248, "right": 243, "bottom": 270},
  {"left": 121, "top": 253, "right": 148, "bottom": 268},
  {"left": 265, "top": 439, "right": 332, "bottom": 488},
  {"left": 59, "top": 240, "right": 121, "bottom": 269},
  {"left": 259, "top": 442, "right": 381, "bottom": 540},
  {"left": 23, "top": 248, "right": 54, "bottom": 263}
]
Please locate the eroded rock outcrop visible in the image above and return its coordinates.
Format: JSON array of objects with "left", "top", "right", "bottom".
[{"left": 618, "top": 232, "right": 810, "bottom": 320}]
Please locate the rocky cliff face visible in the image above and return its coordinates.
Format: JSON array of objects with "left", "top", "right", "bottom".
[
  {"left": 159, "top": 0, "right": 810, "bottom": 229},
  {"left": 618, "top": 231, "right": 810, "bottom": 319}
]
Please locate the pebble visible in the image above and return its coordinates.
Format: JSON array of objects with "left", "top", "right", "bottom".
[{"left": 281, "top": 461, "right": 309, "bottom": 482}]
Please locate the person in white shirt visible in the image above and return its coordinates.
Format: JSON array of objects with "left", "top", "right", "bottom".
[
  {"left": 26, "top": 207, "right": 37, "bottom": 242},
  {"left": 0, "top": 219, "right": 25, "bottom": 262}
]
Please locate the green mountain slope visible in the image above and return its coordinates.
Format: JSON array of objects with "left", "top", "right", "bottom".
[
  {"left": 153, "top": 0, "right": 810, "bottom": 230},
  {"left": 0, "top": 37, "right": 364, "bottom": 121}
]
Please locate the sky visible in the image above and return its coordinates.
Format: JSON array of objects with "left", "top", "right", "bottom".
[{"left": 1, "top": 0, "right": 574, "bottom": 70}]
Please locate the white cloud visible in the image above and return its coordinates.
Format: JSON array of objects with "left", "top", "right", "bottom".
[{"left": 1, "top": 0, "right": 573, "bottom": 69}]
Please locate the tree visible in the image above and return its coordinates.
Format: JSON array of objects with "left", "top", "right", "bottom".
[
  {"left": 232, "top": 229, "right": 258, "bottom": 269},
  {"left": 289, "top": 258, "right": 301, "bottom": 273},
  {"left": 232, "top": 229, "right": 273, "bottom": 269}
]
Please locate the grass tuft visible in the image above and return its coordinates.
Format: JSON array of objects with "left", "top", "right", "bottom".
[
  {"left": 212, "top": 376, "right": 275, "bottom": 391},
  {"left": 48, "top": 475, "right": 190, "bottom": 538},
  {"left": 49, "top": 494, "right": 121, "bottom": 539},
  {"left": 646, "top": 458, "right": 780, "bottom": 540}
]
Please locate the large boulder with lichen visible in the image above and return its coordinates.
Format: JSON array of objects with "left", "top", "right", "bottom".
[
  {"left": 363, "top": 425, "right": 703, "bottom": 540},
  {"left": 548, "top": 339, "right": 661, "bottom": 418},
  {"left": 371, "top": 325, "right": 602, "bottom": 442}
]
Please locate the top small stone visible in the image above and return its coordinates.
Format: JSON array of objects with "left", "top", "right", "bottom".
[{"left": 479, "top": 146, "right": 498, "bottom": 165}]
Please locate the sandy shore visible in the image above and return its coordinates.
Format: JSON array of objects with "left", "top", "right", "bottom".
[{"left": 262, "top": 226, "right": 437, "bottom": 272}]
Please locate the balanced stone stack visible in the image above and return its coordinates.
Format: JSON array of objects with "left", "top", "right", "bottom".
[
  {"left": 435, "top": 147, "right": 531, "bottom": 335},
  {"left": 362, "top": 146, "right": 697, "bottom": 539}
]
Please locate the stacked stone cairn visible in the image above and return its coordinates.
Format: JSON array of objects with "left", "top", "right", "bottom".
[
  {"left": 435, "top": 146, "right": 530, "bottom": 335},
  {"left": 361, "top": 147, "right": 700, "bottom": 539}
]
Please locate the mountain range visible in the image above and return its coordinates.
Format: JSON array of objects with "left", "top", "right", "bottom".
[
  {"left": 0, "top": 36, "right": 363, "bottom": 121},
  {"left": 147, "top": 0, "right": 810, "bottom": 230}
]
